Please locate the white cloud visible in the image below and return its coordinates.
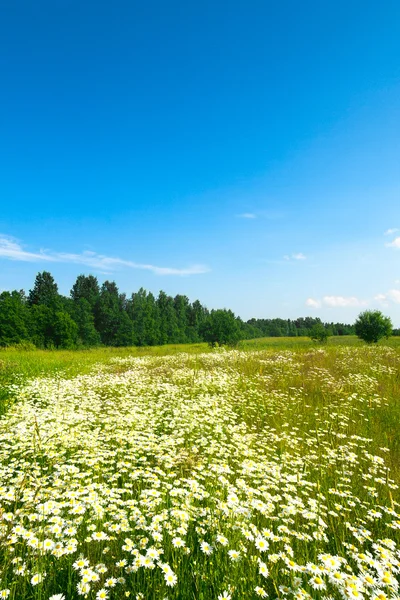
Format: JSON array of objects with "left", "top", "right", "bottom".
[
  {"left": 306, "top": 298, "right": 321, "bottom": 309},
  {"left": 0, "top": 234, "right": 209, "bottom": 276},
  {"left": 374, "top": 294, "right": 389, "bottom": 308},
  {"left": 237, "top": 213, "right": 257, "bottom": 219},
  {"left": 307, "top": 288, "right": 400, "bottom": 310},
  {"left": 386, "top": 237, "right": 400, "bottom": 248},
  {"left": 283, "top": 253, "right": 306, "bottom": 261},
  {"left": 305, "top": 294, "right": 366, "bottom": 309},
  {"left": 322, "top": 295, "right": 365, "bottom": 307},
  {"left": 0, "top": 235, "right": 57, "bottom": 263},
  {"left": 292, "top": 253, "right": 306, "bottom": 260},
  {"left": 374, "top": 289, "right": 400, "bottom": 305},
  {"left": 386, "top": 289, "right": 400, "bottom": 304},
  {"left": 384, "top": 228, "right": 398, "bottom": 236}
]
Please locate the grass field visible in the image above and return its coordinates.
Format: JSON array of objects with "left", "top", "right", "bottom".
[{"left": 0, "top": 338, "right": 399, "bottom": 599}]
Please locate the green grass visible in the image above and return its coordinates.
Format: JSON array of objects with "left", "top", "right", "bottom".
[
  {"left": 239, "top": 334, "right": 400, "bottom": 350},
  {"left": 0, "top": 342, "right": 209, "bottom": 415}
]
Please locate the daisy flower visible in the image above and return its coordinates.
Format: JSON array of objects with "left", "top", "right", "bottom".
[
  {"left": 309, "top": 576, "right": 326, "bottom": 591},
  {"left": 31, "top": 573, "right": 43, "bottom": 586},
  {"left": 255, "top": 587, "right": 268, "bottom": 597},
  {"left": 164, "top": 572, "right": 178, "bottom": 587},
  {"left": 200, "top": 541, "right": 213, "bottom": 555}
]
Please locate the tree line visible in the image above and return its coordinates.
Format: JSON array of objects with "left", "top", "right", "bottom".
[{"left": 0, "top": 271, "right": 378, "bottom": 349}]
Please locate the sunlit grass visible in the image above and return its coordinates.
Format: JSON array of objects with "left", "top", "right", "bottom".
[
  {"left": 239, "top": 335, "right": 400, "bottom": 350},
  {"left": 0, "top": 343, "right": 209, "bottom": 415}
]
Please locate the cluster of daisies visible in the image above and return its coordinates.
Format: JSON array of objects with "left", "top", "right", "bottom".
[{"left": 0, "top": 346, "right": 399, "bottom": 599}]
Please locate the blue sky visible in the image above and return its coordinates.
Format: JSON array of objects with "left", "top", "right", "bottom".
[{"left": 1, "top": 0, "right": 399, "bottom": 324}]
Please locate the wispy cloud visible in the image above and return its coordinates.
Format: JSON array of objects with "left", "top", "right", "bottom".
[
  {"left": 309, "top": 289, "right": 400, "bottom": 311},
  {"left": 323, "top": 295, "right": 366, "bottom": 307},
  {"left": 386, "top": 237, "right": 400, "bottom": 249},
  {"left": 388, "top": 289, "right": 400, "bottom": 304},
  {"left": 306, "top": 295, "right": 366, "bottom": 309},
  {"left": 384, "top": 228, "right": 398, "bottom": 236},
  {"left": 374, "top": 293, "right": 389, "bottom": 307},
  {"left": 237, "top": 213, "right": 257, "bottom": 219},
  {"left": 292, "top": 252, "right": 306, "bottom": 260},
  {"left": 284, "top": 253, "right": 307, "bottom": 261},
  {"left": 376, "top": 289, "right": 400, "bottom": 305},
  {"left": 236, "top": 210, "right": 287, "bottom": 220},
  {"left": 0, "top": 236, "right": 57, "bottom": 263},
  {"left": 0, "top": 234, "right": 210, "bottom": 276},
  {"left": 306, "top": 298, "right": 321, "bottom": 309}
]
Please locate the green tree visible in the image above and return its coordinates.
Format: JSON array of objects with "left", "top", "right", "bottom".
[
  {"left": 70, "top": 275, "right": 100, "bottom": 310},
  {"left": 174, "top": 294, "right": 190, "bottom": 343},
  {"left": 269, "top": 320, "right": 284, "bottom": 337},
  {"left": 187, "top": 300, "right": 208, "bottom": 342},
  {"left": 309, "top": 322, "right": 330, "bottom": 343},
  {"left": 0, "top": 291, "right": 31, "bottom": 346},
  {"left": 28, "top": 304, "right": 56, "bottom": 348},
  {"left": 28, "top": 271, "right": 60, "bottom": 308},
  {"left": 53, "top": 311, "right": 79, "bottom": 348},
  {"left": 145, "top": 292, "right": 161, "bottom": 345},
  {"left": 127, "top": 288, "right": 146, "bottom": 345},
  {"left": 201, "top": 309, "right": 241, "bottom": 347},
  {"left": 127, "top": 288, "right": 160, "bottom": 346},
  {"left": 354, "top": 310, "right": 392, "bottom": 344},
  {"left": 157, "top": 291, "right": 180, "bottom": 344},
  {"left": 113, "top": 311, "right": 135, "bottom": 346},
  {"left": 72, "top": 298, "right": 101, "bottom": 346},
  {"left": 26, "top": 272, "right": 82, "bottom": 348},
  {"left": 95, "top": 281, "right": 134, "bottom": 346}
]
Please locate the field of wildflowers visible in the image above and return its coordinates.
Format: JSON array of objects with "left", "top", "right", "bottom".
[{"left": 0, "top": 343, "right": 399, "bottom": 600}]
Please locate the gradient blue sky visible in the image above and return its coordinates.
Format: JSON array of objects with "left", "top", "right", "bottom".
[{"left": 1, "top": 0, "right": 400, "bottom": 324}]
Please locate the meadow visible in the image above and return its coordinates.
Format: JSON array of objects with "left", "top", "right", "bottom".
[{"left": 0, "top": 338, "right": 399, "bottom": 600}]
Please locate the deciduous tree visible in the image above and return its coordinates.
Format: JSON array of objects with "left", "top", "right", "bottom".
[{"left": 355, "top": 310, "right": 392, "bottom": 344}]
